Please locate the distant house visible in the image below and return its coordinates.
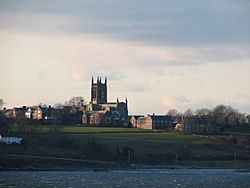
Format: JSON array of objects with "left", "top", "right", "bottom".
[
  {"left": 25, "top": 106, "right": 46, "bottom": 120},
  {"left": 0, "top": 135, "right": 22, "bottom": 144},
  {"left": 133, "top": 114, "right": 173, "bottom": 130},
  {"left": 175, "top": 116, "right": 217, "bottom": 133},
  {"left": 137, "top": 115, "right": 153, "bottom": 129},
  {"left": 4, "top": 105, "right": 61, "bottom": 124},
  {"left": 4, "top": 107, "right": 26, "bottom": 120}
]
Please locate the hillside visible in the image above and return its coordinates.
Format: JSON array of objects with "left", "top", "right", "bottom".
[{"left": 1, "top": 126, "right": 250, "bottom": 169}]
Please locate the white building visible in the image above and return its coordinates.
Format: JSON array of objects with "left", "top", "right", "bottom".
[{"left": 0, "top": 135, "right": 23, "bottom": 144}]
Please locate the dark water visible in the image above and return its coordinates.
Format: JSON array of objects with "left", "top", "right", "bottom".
[{"left": 0, "top": 169, "right": 250, "bottom": 188}]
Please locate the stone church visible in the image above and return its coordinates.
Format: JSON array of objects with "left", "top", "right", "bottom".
[{"left": 82, "top": 76, "right": 128, "bottom": 126}]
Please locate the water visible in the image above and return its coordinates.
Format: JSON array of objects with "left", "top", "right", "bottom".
[{"left": 0, "top": 169, "right": 250, "bottom": 188}]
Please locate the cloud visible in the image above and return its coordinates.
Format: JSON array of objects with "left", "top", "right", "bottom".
[
  {"left": 1, "top": 0, "right": 249, "bottom": 46},
  {"left": 162, "top": 95, "right": 191, "bottom": 111},
  {"left": 1, "top": 29, "right": 249, "bottom": 89}
]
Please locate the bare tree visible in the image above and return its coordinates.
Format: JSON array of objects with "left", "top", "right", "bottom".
[
  {"left": 195, "top": 108, "right": 211, "bottom": 117},
  {"left": 54, "top": 103, "right": 64, "bottom": 109},
  {"left": 212, "top": 105, "right": 228, "bottom": 127},
  {"left": 167, "top": 109, "right": 179, "bottom": 117},
  {"left": 184, "top": 108, "right": 193, "bottom": 117},
  {"left": 246, "top": 115, "right": 250, "bottom": 125},
  {"left": 211, "top": 105, "right": 242, "bottom": 127},
  {"left": 38, "top": 102, "right": 48, "bottom": 108},
  {"left": 65, "top": 96, "right": 86, "bottom": 108},
  {"left": 0, "top": 99, "right": 5, "bottom": 110}
]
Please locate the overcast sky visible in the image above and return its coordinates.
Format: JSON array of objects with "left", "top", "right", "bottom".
[{"left": 0, "top": 0, "right": 250, "bottom": 114}]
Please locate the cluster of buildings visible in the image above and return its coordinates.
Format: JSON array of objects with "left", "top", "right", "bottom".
[
  {"left": 2, "top": 76, "right": 216, "bottom": 133},
  {"left": 4, "top": 105, "right": 60, "bottom": 124},
  {"left": 82, "top": 77, "right": 177, "bottom": 130},
  {"left": 81, "top": 77, "right": 217, "bottom": 133}
]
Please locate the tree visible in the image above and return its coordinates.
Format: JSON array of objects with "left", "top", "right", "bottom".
[
  {"left": 0, "top": 111, "right": 12, "bottom": 130},
  {"left": 54, "top": 103, "right": 64, "bottom": 109},
  {"left": 65, "top": 97, "right": 86, "bottom": 112},
  {"left": 183, "top": 108, "right": 193, "bottom": 117},
  {"left": 167, "top": 109, "right": 180, "bottom": 117},
  {"left": 167, "top": 109, "right": 182, "bottom": 122},
  {"left": 65, "top": 96, "right": 86, "bottom": 108},
  {"left": 212, "top": 105, "right": 228, "bottom": 127},
  {"left": 246, "top": 115, "right": 250, "bottom": 125},
  {"left": 211, "top": 105, "right": 243, "bottom": 128},
  {"left": 38, "top": 102, "right": 48, "bottom": 108},
  {"left": 195, "top": 108, "right": 211, "bottom": 117},
  {"left": 227, "top": 108, "right": 240, "bottom": 127},
  {"left": 238, "top": 113, "right": 247, "bottom": 125},
  {"left": 0, "top": 99, "right": 5, "bottom": 110}
]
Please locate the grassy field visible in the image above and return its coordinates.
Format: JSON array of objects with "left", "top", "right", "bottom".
[
  {"left": 62, "top": 126, "right": 153, "bottom": 133},
  {"left": 1, "top": 125, "right": 250, "bottom": 169},
  {"left": 9, "top": 125, "right": 153, "bottom": 134},
  {"left": 10, "top": 124, "right": 250, "bottom": 135}
]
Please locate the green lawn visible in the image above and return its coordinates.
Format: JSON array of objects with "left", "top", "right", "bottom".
[
  {"left": 10, "top": 124, "right": 153, "bottom": 134},
  {"left": 92, "top": 132, "right": 211, "bottom": 144},
  {"left": 61, "top": 126, "right": 152, "bottom": 133},
  {"left": 11, "top": 124, "right": 250, "bottom": 135},
  {"left": 10, "top": 124, "right": 212, "bottom": 144}
]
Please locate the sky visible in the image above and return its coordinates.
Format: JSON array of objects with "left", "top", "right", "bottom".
[{"left": 0, "top": 0, "right": 250, "bottom": 114}]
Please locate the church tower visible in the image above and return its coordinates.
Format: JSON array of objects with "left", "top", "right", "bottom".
[{"left": 91, "top": 76, "right": 107, "bottom": 104}]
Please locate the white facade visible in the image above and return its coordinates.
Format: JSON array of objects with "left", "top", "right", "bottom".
[{"left": 0, "top": 135, "right": 23, "bottom": 144}]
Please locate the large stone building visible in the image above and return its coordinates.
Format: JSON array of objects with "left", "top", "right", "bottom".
[
  {"left": 130, "top": 114, "right": 173, "bottom": 130},
  {"left": 82, "top": 77, "right": 128, "bottom": 126}
]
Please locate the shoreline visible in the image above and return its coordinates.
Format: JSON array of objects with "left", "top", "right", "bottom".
[
  {"left": 2, "top": 153, "right": 250, "bottom": 171},
  {"left": 1, "top": 165, "right": 250, "bottom": 172}
]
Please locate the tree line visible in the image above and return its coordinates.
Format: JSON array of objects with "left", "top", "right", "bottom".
[{"left": 167, "top": 105, "right": 250, "bottom": 129}]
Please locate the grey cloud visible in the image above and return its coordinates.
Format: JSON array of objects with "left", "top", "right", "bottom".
[{"left": 1, "top": 0, "right": 249, "bottom": 46}]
